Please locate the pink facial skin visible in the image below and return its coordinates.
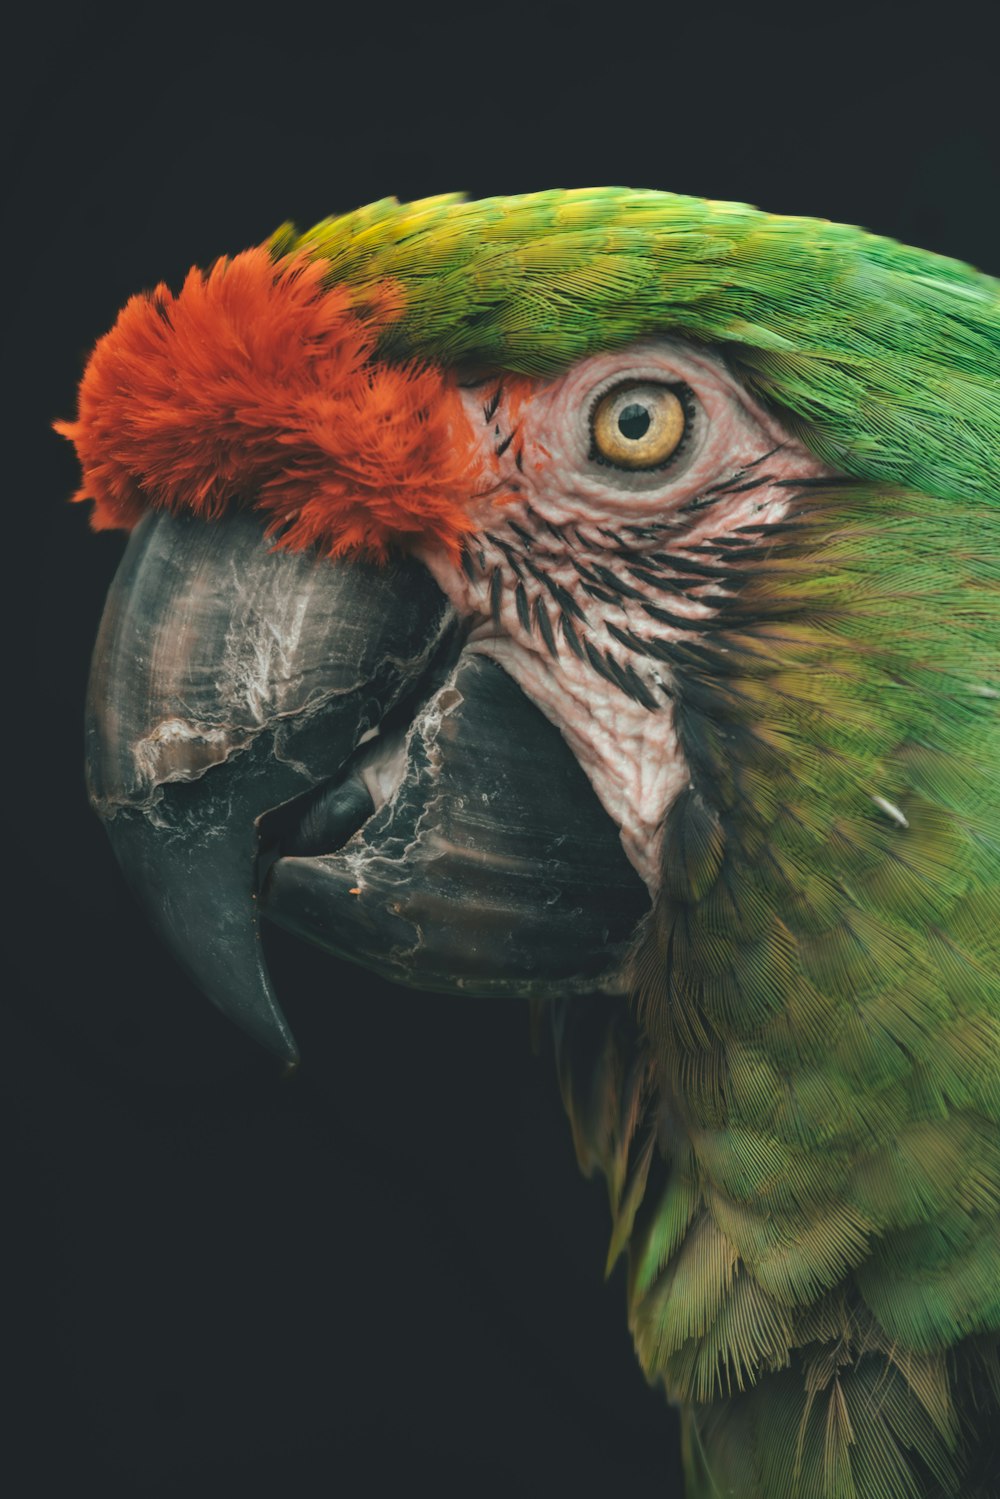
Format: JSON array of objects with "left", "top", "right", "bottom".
[{"left": 415, "top": 339, "right": 831, "bottom": 892}]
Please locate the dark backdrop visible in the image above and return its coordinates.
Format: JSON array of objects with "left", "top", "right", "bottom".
[{"left": 6, "top": 8, "right": 997, "bottom": 1497}]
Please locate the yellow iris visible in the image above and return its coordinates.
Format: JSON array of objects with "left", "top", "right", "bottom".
[{"left": 591, "top": 381, "right": 687, "bottom": 469}]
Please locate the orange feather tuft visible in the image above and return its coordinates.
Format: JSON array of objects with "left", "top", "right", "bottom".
[{"left": 54, "top": 248, "right": 478, "bottom": 560}]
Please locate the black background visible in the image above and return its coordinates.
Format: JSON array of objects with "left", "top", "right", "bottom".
[{"left": 6, "top": 7, "right": 998, "bottom": 1497}]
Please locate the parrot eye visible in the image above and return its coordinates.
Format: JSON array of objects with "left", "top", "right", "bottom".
[{"left": 590, "top": 380, "right": 691, "bottom": 470}]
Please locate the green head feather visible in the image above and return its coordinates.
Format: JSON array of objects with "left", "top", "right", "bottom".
[{"left": 272, "top": 187, "right": 1000, "bottom": 507}]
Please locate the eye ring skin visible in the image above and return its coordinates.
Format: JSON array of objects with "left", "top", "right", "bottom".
[
  {"left": 504, "top": 338, "right": 799, "bottom": 524},
  {"left": 589, "top": 380, "right": 690, "bottom": 471}
]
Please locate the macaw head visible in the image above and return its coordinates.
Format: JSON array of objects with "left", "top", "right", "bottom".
[{"left": 58, "top": 189, "right": 1000, "bottom": 1076}]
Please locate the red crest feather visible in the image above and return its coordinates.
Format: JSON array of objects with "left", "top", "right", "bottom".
[{"left": 55, "top": 248, "right": 477, "bottom": 560}]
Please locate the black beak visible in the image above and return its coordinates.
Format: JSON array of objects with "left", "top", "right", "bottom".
[{"left": 87, "top": 510, "right": 647, "bottom": 1061}]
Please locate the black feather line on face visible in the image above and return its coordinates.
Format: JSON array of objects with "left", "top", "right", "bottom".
[
  {"left": 680, "top": 446, "right": 786, "bottom": 510},
  {"left": 467, "top": 488, "right": 815, "bottom": 709},
  {"left": 606, "top": 623, "right": 682, "bottom": 671},
  {"left": 678, "top": 458, "right": 804, "bottom": 516},
  {"left": 626, "top": 566, "right": 690, "bottom": 596},
  {"left": 772, "top": 474, "right": 855, "bottom": 491},
  {"left": 659, "top": 555, "right": 733, "bottom": 581},
  {"left": 535, "top": 597, "right": 559, "bottom": 657},
  {"left": 606, "top": 652, "right": 659, "bottom": 711},
  {"left": 560, "top": 613, "right": 585, "bottom": 658},
  {"left": 595, "top": 528, "right": 645, "bottom": 560},
  {"left": 625, "top": 663, "right": 662, "bottom": 710},
  {"left": 589, "top": 563, "right": 646, "bottom": 600},
  {"left": 581, "top": 583, "right": 625, "bottom": 607},
  {"left": 643, "top": 601, "right": 721, "bottom": 633},
  {"left": 523, "top": 560, "right": 588, "bottom": 622},
  {"left": 515, "top": 580, "right": 531, "bottom": 633},
  {"left": 705, "top": 545, "right": 778, "bottom": 564},
  {"left": 485, "top": 532, "right": 526, "bottom": 580},
  {"left": 584, "top": 637, "right": 625, "bottom": 689}
]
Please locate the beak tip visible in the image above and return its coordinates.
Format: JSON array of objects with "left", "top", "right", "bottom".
[{"left": 223, "top": 989, "right": 300, "bottom": 1069}]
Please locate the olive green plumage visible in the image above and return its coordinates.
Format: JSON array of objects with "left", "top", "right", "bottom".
[
  {"left": 283, "top": 190, "right": 1000, "bottom": 1497},
  {"left": 621, "top": 477, "right": 1000, "bottom": 1496}
]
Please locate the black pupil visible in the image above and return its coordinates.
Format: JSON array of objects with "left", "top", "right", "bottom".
[{"left": 618, "top": 403, "right": 651, "bottom": 440}]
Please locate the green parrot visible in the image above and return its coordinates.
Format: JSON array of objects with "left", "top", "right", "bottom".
[{"left": 57, "top": 188, "right": 1000, "bottom": 1498}]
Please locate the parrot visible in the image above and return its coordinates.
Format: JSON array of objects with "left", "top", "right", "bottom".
[{"left": 56, "top": 188, "right": 1000, "bottom": 1498}]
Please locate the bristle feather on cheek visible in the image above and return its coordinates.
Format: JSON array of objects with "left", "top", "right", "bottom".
[{"left": 54, "top": 248, "right": 479, "bottom": 560}]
